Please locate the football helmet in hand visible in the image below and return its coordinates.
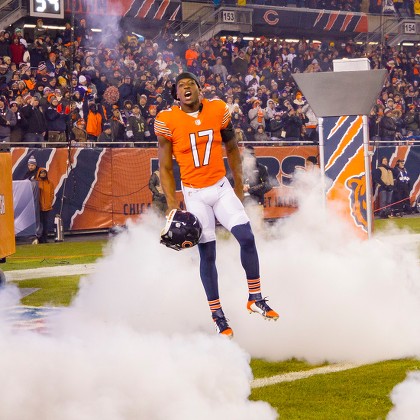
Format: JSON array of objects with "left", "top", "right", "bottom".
[{"left": 160, "top": 209, "right": 202, "bottom": 251}]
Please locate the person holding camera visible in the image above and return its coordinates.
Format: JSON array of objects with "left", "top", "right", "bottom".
[
  {"left": 21, "top": 96, "right": 47, "bottom": 146},
  {"left": 281, "top": 106, "right": 304, "bottom": 144},
  {"left": 242, "top": 145, "right": 272, "bottom": 206},
  {"left": 45, "top": 95, "right": 68, "bottom": 143},
  {"left": 109, "top": 107, "right": 126, "bottom": 146},
  {"left": 0, "top": 96, "right": 16, "bottom": 144}
]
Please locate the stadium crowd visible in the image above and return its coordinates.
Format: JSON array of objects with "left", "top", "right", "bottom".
[{"left": 0, "top": 17, "right": 419, "bottom": 147}]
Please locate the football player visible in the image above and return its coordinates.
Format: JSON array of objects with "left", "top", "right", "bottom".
[{"left": 155, "top": 72, "right": 278, "bottom": 337}]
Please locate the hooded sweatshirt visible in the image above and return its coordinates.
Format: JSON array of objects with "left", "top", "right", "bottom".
[{"left": 36, "top": 167, "right": 55, "bottom": 211}]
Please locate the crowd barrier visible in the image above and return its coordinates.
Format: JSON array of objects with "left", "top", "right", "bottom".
[{"left": 9, "top": 143, "right": 420, "bottom": 233}]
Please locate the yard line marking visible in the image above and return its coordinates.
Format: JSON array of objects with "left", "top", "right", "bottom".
[
  {"left": 4, "top": 263, "right": 96, "bottom": 282},
  {"left": 251, "top": 362, "right": 364, "bottom": 388}
]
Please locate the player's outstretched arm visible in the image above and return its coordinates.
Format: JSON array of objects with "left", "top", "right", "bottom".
[
  {"left": 225, "top": 138, "right": 244, "bottom": 202},
  {"left": 158, "top": 135, "right": 179, "bottom": 212}
]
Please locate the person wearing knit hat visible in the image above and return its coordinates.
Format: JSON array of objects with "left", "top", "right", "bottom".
[
  {"left": 23, "top": 93, "right": 32, "bottom": 103},
  {"left": 38, "top": 62, "right": 47, "bottom": 72},
  {"left": 72, "top": 118, "right": 88, "bottom": 144},
  {"left": 45, "top": 94, "right": 67, "bottom": 143},
  {"left": 35, "top": 166, "right": 55, "bottom": 243},
  {"left": 23, "top": 155, "right": 39, "bottom": 180},
  {"left": 97, "top": 121, "right": 112, "bottom": 146}
]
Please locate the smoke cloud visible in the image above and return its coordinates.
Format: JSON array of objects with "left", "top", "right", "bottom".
[
  {"left": 0, "top": 169, "right": 420, "bottom": 418},
  {"left": 388, "top": 372, "right": 420, "bottom": 420}
]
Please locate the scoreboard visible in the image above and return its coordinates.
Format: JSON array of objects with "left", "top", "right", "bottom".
[{"left": 29, "top": 0, "right": 64, "bottom": 19}]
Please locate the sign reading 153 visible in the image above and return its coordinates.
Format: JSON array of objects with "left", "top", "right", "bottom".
[
  {"left": 222, "top": 11, "right": 236, "bottom": 23},
  {"left": 29, "top": 0, "right": 64, "bottom": 18}
]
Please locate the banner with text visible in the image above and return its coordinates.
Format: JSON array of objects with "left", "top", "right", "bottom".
[{"left": 11, "top": 146, "right": 420, "bottom": 233}]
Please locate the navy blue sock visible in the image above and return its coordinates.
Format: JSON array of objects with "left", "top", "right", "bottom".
[
  {"left": 198, "top": 241, "right": 221, "bottom": 314},
  {"left": 231, "top": 222, "right": 262, "bottom": 301}
]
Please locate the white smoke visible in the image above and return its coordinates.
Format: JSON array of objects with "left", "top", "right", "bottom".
[
  {"left": 388, "top": 372, "right": 420, "bottom": 420},
  {"left": 0, "top": 211, "right": 277, "bottom": 420},
  {"left": 1, "top": 169, "right": 420, "bottom": 417}
]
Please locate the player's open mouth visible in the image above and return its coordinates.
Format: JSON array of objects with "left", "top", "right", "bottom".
[{"left": 185, "top": 91, "right": 192, "bottom": 98}]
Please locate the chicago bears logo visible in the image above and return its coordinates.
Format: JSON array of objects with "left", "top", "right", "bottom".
[{"left": 345, "top": 173, "right": 368, "bottom": 232}]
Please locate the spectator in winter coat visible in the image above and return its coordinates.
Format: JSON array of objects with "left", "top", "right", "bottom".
[
  {"left": 20, "top": 96, "right": 47, "bottom": 146},
  {"left": 109, "top": 108, "right": 126, "bottom": 144},
  {"left": 254, "top": 125, "right": 270, "bottom": 144},
  {"left": 9, "top": 101, "right": 23, "bottom": 143},
  {"left": 185, "top": 42, "right": 199, "bottom": 67},
  {"left": 118, "top": 75, "right": 135, "bottom": 106},
  {"left": 0, "top": 31, "right": 10, "bottom": 58},
  {"left": 380, "top": 108, "right": 398, "bottom": 144},
  {"left": 242, "top": 145, "right": 272, "bottom": 206},
  {"left": 282, "top": 107, "right": 303, "bottom": 142},
  {"left": 403, "top": 105, "right": 419, "bottom": 135},
  {"left": 270, "top": 112, "right": 285, "bottom": 140},
  {"left": 232, "top": 50, "right": 248, "bottom": 78},
  {"left": 126, "top": 104, "right": 146, "bottom": 146},
  {"left": 97, "top": 122, "right": 112, "bottom": 147},
  {"left": 248, "top": 100, "right": 266, "bottom": 131},
  {"left": 373, "top": 156, "right": 395, "bottom": 218},
  {"left": 10, "top": 36, "right": 25, "bottom": 65},
  {"left": 45, "top": 96, "right": 67, "bottom": 142},
  {"left": 23, "top": 155, "right": 39, "bottom": 180},
  {"left": 212, "top": 57, "right": 229, "bottom": 83},
  {"left": 72, "top": 118, "right": 88, "bottom": 143},
  {"left": 0, "top": 96, "right": 17, "bottom": 143},
  {"left": 35, "top": 167, "right": 55, "bottom": 243},
  {"left": 86, "top": 103, "right": 103, "bottom": 141},
  {"left": 392, "top": 159, "right": 411, "bottom": 215}
]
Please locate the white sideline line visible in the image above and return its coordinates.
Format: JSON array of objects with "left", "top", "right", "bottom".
[
  {"left": 4, "top": 264, "right": 96, "bottom": 282},
  {"left": 251, "top": 363, "right": 364, "bottom": 388}
]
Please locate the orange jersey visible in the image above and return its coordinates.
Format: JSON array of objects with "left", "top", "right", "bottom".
[{"left": 155, "top": 98, "right": 231, "bottom": 188}]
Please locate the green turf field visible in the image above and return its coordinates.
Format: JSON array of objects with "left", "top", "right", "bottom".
[
  {"left": 17, "top": 276, "right": 81, "bottom": 306},
  {"left": 250, "top": 359, "right": 420, "bottom": 419},
  {"left": 375, "top": 215, "right": 420, "bottom": 233},
  {"left": 2, "top": 221, "right": 420, "bottom": 419},
  {"left": 1, "top": 215, "right": 419, "bottom": 272},
  {"left": 1, "top": 240, "right": 106, "bottom": 271}
]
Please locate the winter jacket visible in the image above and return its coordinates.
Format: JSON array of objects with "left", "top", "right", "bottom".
[
  {"left": 86, "top": 111, "right": 103, "bottom": 138},
  {"left": 0, "top": 106, "right": 17, "bottom": 137},
  {"left": 379, "top": 115, "right": 397, "bottom": 139},
  {"left": 127, "top": 114, "right": 146, "bottom": 142},
  {"left": 373, "top": 164, "right": 394, "bottom": 191},
  {"left": 72, "top": 126, "right": 88, "bottom": 142},
  {"left": 45, "top": 106, "right": 67, "bottom": 132},
  {"left": 20, "top": 105, "right": 47, "bottom": 134},
  {"left": 243, "top": 161, "right": 272, "bottom": 205},
  {"left": 36, "top": 168, "right": 55, "bottom": 211}
]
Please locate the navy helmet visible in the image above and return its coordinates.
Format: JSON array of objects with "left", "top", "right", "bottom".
[{"left": 160, "top": 209, "right": 202, "bottom": 251}]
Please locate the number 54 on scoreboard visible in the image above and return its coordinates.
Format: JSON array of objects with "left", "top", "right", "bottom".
[{"left": 29, "top": 0, "right": 64, "bottom": 19}]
